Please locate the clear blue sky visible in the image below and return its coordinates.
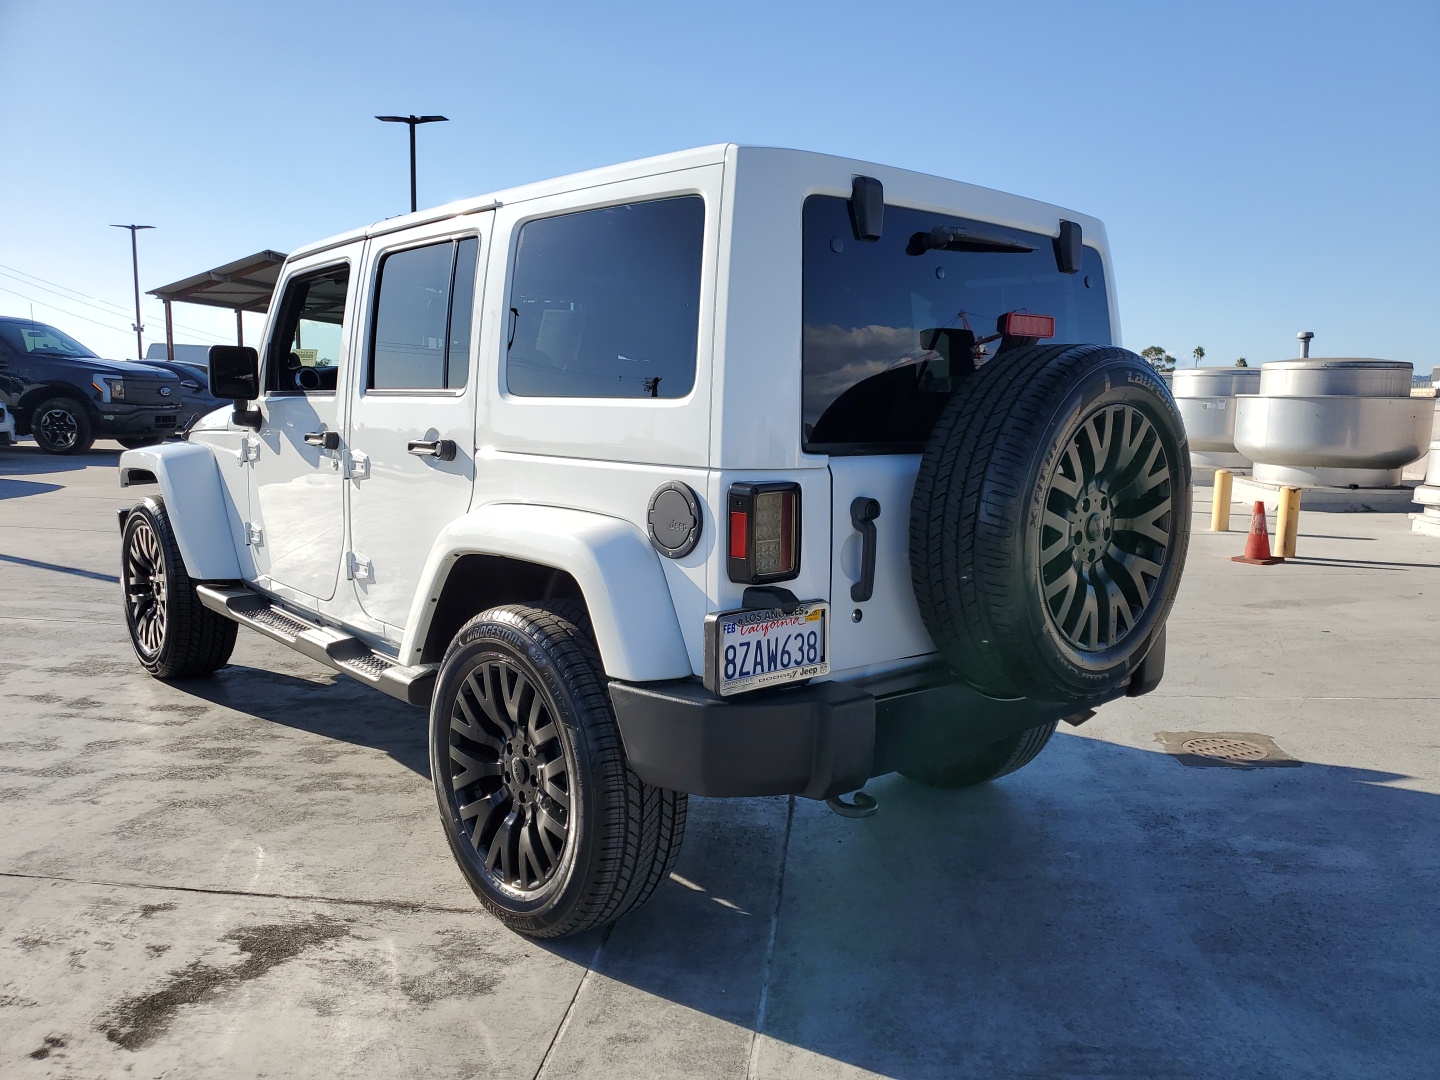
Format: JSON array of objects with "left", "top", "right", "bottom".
[{"left": 1, "top": 0, "right": 1436, "bottom": 370}]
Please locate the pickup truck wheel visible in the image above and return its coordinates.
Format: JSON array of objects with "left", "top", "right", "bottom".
[
  {"left": 911, "top": 344, "right": 1190, "bottom": 703},
  {"left": 121, "top": 497, "right": 238, "bottom": 678},
  {"left": 430, "top": 602, "right": 687, "bottom": 939},
  {"left": 32, "top": 397, "right": 94, "bottom": 454},
  {"left": 901, "top": 721, "right": 1058, "bottom": 788}
]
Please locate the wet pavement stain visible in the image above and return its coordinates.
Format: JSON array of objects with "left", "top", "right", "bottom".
[
  {"left": 100, "top": 915, "right": 352, "bottom": 1050},
  {"left": 28, "top": 1034, "right": 66, "bottom": 1060}
]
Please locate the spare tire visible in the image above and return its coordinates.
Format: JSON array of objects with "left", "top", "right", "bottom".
[{"left": 910, "top": 344, "right": 1190, "bottom": 704}]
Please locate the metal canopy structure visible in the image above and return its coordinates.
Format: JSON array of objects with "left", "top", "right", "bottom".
[{"left": 148, "top": 249, "right": 287, "bottom": 358}]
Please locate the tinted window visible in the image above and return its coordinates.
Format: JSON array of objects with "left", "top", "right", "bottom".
[
  {"left": 506, "top": 197, "right": 703, "bottom": 399},
  {"left": 266, "top": 265, "right": 349, "bottom": 394},
  {"left": 803, "top": 196, "right": 1112, "bottom": 452},
  {"left": 369, "top": 237, "right": 478, "bottom": 390}
]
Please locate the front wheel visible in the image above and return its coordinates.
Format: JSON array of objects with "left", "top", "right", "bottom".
[
  {"left": 32, "top": 397, "right": 94, "bottom": 454},
  {"left": 121, "top": 497, "right": 237, "bottom": 678},
  {"left": 429, "top": 602, "right": 686, "bottom": 938}
]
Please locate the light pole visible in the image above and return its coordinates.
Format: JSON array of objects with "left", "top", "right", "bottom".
[
  {"left": 375, "top": 114, "right": 449, "bottom": 213},
  {"left": 111, "top": 224, "right": 154, "bottom": 360}
]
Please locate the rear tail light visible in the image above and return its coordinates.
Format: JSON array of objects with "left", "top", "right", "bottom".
[
  {"left": 727, "top": 482, "right": 801, "bottom": 584},
  {"left": 1001, "top": 312, "right": 1055, "bottom": 339}
]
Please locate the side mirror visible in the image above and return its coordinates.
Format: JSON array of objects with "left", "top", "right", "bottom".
[{"left": 208, "top": 345, "right": 262, "bottom": 429}]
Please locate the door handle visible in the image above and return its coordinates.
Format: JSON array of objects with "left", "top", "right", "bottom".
[
  {"left": 408, "top": 438, "right": 457, "bottom": 461},
  {"left": 304, "top": 430, "right": 340, "bottom": 450},
  {"left": 850, "top": 497, "right": 881, "bottom": 603}
]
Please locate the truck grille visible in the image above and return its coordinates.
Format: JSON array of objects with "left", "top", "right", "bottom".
[{"left": 126, "top": 377, "right": 182, "bottom": 406}]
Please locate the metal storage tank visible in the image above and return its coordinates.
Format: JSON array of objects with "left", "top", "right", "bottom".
[
  {"left": 1172, "top": 367, "right": 1261, "bottom": 469},
  {"left": 1234, "top": 359, "right": 1431, "bottom": 488}
]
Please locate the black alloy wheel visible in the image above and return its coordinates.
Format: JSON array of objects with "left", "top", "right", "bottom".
[
  {"left": 124, "top": 514, "right": 169, "bottom": 660},
  {"left": 430, "top": 602, "right": 686, "bottom": 938},
  {"left": 449, "top": 657, "right": 572, "bottom": 892},
  {"left": 32, "top": 396, "right": 93, "bottom": 454},
  {"left": 119, "top": 497, "right": 237, "bottom": 679},
  {"left": 1038, "top": 403, "right": 1173, "bottom": 652}
]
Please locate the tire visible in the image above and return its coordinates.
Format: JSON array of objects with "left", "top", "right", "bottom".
[
  {"left": 121, "top": 497, "right": 237, "bottom": 679},
  {"left": 902, "top": 721, "right": 1058, "bottom": 789},
  {"left": 32, "top": 396, "right": 94, "bottom": 454},
  {"left": 911, "top": 344, "right": 1190, "bottom": 704},
  {"left": 429, "top": 601, "right": 687, "bottom": 938},
  {"left": 119, "top": 436, "right": 164, "bottom": 449}
]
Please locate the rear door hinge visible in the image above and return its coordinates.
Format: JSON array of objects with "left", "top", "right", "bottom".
[
  {"left": 346, "top": 552, "right": 373, "bottom": 581},
  {"left": 245, "top": 522, "right": 263, "bottom": 546},
  {"left": 344, "top": 450, "right": 370, "bottom": 480}
]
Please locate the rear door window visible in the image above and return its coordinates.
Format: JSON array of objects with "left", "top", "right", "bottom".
[
  {"left": 505, "top": 196, "right": 704, "bottom": 399},
  {"left": 368, "top": 237, "right": 478, "bottom": 391},
  {"left": 802, "top": 196, "right": 1112, "bottom": 453}
]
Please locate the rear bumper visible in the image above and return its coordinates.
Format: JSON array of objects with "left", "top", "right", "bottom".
[{"left": 610, "top": 629, "right": 1166, "bottom": 799}]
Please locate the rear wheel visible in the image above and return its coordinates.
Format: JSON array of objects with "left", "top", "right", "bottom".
[
  {"left": 901, "top": 721, "right": 1058, "bottom": 789},
  {"left": 32, "top": 397, "right": 94, "bottom": 454},
  {"left": 121, "top": 497, "right": 237, "bottom": 678},
  {"left": 429, "top": 602, "right": 686, "bottom": 938}
]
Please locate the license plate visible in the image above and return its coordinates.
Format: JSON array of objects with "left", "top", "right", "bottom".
[{"left": 703, "top": 602, "right": 829, "bottom": 697}]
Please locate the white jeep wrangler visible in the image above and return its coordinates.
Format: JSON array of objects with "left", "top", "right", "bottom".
[{"left": 117, "top": 145, "right": 1190, "bottom": 938}]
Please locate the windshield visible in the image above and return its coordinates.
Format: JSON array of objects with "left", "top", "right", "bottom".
[
  {"left": 802, "top": 196, "right": 1112, "bottom": 453},
  {"left": 0, "top": 320, "right": 98, "bottom": 358}
]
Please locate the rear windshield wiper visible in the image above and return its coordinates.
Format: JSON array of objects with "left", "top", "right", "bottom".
[{"left": 907, "top": 225, "right": 1035, "bottom": 256}]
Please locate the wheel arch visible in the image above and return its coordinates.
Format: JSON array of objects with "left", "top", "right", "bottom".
[
  {"left": 17, "top": 384, "right": 97, "bottom": 429},
  {"left": 401, "top": 504, "right": 693, "bottom": 683},
  {"left": 118, "top": 442, "right": 244, "bottom": 580}
]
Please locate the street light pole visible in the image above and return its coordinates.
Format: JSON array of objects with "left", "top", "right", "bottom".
[
  {"left": 110, "top": 224, "right": 155, "bottom": 360},
  {"left": 375, "top": 114, "right": 449, "bottom": 212}
]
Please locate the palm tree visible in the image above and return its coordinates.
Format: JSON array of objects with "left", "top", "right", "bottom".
[{"left": 1192, "top": 346, "right": 1205, "bottom": 367}]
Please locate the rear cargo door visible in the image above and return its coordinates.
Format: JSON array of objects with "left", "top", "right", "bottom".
[{"left": 826, "top": 456, "right": 935, "bottom": 676}]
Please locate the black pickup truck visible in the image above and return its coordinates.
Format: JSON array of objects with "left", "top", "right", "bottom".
[{"left": 0, "top": 317, "right": 182, "bottom": 453}]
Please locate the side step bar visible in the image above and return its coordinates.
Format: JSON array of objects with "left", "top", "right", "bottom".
[{"left": 196, "top": 584, "right": 436, "bottom": 707}]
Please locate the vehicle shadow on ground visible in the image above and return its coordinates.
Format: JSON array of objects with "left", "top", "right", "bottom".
[
  {"left": 0, "top": 442, "right": 120, "bottom": 476},
  {"left": 559, "top": 733, "right": 1440, "bottom": 1079},
  {"left": 158, "top": 669, "right": 1440, "bottom": 1077},
  {"left": 0, "top": 478, "right": 63, "bottom": 499},
  {"left": 182, "top": 662, "right": 430, "bottom": 777}
]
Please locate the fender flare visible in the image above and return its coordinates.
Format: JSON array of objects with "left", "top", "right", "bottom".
[
  {"left": 401, "top": 504, "right": 692, "bottom": 683},
  {"left": 119, "top": 443, "right": 243, "bottom": 580}
]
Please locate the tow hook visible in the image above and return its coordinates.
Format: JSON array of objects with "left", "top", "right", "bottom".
[{"left": 826, "top": 790, "right": 878, "bottom": 818}]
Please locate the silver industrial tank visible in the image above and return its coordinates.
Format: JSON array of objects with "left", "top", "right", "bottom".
[
  {"left": 1233, "top": 359, "right": 1431, "bottom": 487},
  {"left": 1172, "top": 367, "right": 1262, "bottom": 469}
]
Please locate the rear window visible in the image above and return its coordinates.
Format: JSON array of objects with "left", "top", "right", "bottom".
[
  {"left": 802, "top": 195, "right": 1112, "bottom": 453},
  {"left": 506, "top": 196, "right": 704, "bottom": 399}
]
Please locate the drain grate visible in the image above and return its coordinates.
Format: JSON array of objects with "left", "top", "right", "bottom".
[
  {"left": 1154, "top": 731, "right": 1302, "bottom": 769},
  {"left": 1180, "top": 737, "right": 1270, "bottom": 762}
]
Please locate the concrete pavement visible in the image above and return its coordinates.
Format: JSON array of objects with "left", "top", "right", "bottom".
[{"left": 2, "top": 440, "right": 1437, "bottom": 1078}]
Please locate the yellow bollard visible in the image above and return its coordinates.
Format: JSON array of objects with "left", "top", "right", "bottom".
[
  {"left": 1276, "top": 486, "right": 1302, "bottom": 558},
  {"left": 1211, "top": 469, "right": 1233, "bottom": 532}
]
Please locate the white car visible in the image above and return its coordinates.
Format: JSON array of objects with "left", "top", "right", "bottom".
[
  {"left": 0, "top": 398, "right": 14, "bottom": 445},
  {"left": 116, "top": 145, "right": 1191, "bottom": 938}
]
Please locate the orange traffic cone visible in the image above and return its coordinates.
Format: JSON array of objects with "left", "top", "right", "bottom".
[{"left": 1231, "top": 501, "right": 1284, "bottom": 565}]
